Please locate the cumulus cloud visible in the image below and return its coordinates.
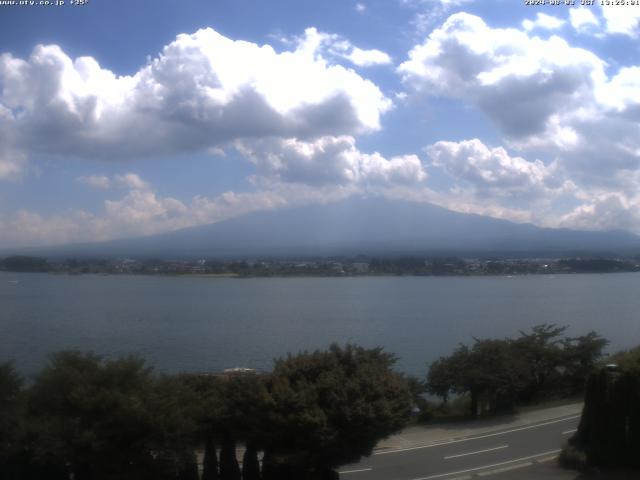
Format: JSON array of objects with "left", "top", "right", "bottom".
[
  {"left": 559, "top": 193, "right": 640, "bottom": 232},
  {"left": 0, "top": 106, "right": 26, "bottom": 181},
  {"left": 399, "top": 13, "right": 640, "bottom": 193},
  {"left": 409, "top": 0, "right": 474, "bottom": 35},
  {"left": 398, "top": 13, "right": 606, "bottom": 139},
  {"left": 425, "top": 138, "right": 571, "bottom": 200},
  {"left": 114, "top": 173, "right": 149, "bottom": 190},
  {"left": 236, "top": 135, "right": 427, "bottom": 187},
  {"left": 0, "top": 173, "right": 236, "bottom": 246},
  {"left": 347, "top": 47, "right": 393, "bottom": 67},
  {"left": 0, "top": 27, "right": 391, "bottom": 174},
  {"left": 522, "top": 13, "right": 565, "bottom": 32},
  {"left": 77, "top": 172, "right": 150, "bottom": 190},
  {"left": 598, "top": 3, "right": 640, "bottom": 37},
  {"left": 294, "top": 28, "right": 392, "bottom": 67},
  {"left": 406, "top": 0, "right": 473, "bottom": 6},
  {"left": 78, "top": 174, "right": 111, "bottom": 189},
  {"left": 569, "top": 7, "right": 601, "bottom": 35},
  {"left": 0, "top": 174, "right": 365, "bottom": 248},
  {"left": 596, "top": 66, "right": 640, "bottom": 115}
]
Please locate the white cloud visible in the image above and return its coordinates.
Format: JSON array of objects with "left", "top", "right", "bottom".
[
  {"left": 399, "top": 13, "right": 640, "bottom": 198},
  {"left": 439, "top": 0, "right": 472, "bottom": 4},
  {"left": 559, "top": 193, "right": 640, "bottom": 232},
  {"left": 346, "top": 47, "right": 392, "bottom": 67},
  {"left": 598, "top": 3, "right": 640, "bottom": 37},
  {"left": 114, "top": 173, "right": 149, "bottom": 190},
  {"left": 411, "top": 0, "right": 473, "bottom": 6},
  {"left": 569, "top": 7, "right": 601, "bottom": 35},
  {"left": 294, "top": 28, "right": 392, "bottom": 67},
  {"left": 595, "top": 66, "right": 640, "bottom": 114},
  {"left": 0, "top": 105, "right": 26, "bottom": 181},
  {"left": 398, "top": 13, "right": 606, "bottom": 139},
  {"left": 522, "top": 13, "right": 565, "bottom": 32},
  {"left": 78, "top": 175, "right": 111, "bottom": 189},
  {"left": 0, "top": 144, "right": 427, "bottom": 248},
  {"left": 0, "top": 176, "right": 363, "bottom": 248},
  {"left": 236, "top": 135, "right": 426, "bottom": 187},
  {"left": 0, "top": 27, "right": 391, "bottom": 176},
  {"left": 355, "top": 3, "right": 366, "bottom": 13},
  {"left": 77, "top": 172, "right": 150, "bottom": 190},
  {"left": 409, "top": 0, "right": 474, "bottom": 35},
  {"left": 425, "top": 138, "right": 571, "bottom": 200}
]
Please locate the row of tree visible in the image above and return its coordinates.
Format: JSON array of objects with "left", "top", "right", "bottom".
[
  {"left": 426, "top": 324, "right": 608, "bottom": 417},
  {"left": 0, "top": 345, "right": 413, "bottom": 480},
  {"left": 0, "top": 327, "right": 611, "bottom": 479}
]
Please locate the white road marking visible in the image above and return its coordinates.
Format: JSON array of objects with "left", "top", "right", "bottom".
[
  {"left": 444, "top": 445, "right": 508, "bottom": 460},
  {"left": 374, "top": 415, "right": 579, "bottom": 456},
  {"left": 339, "top": 468, "right": 373, "bottom": 474},
  {"left": 409, "top": 449, "right": 561, "bottom": 480},
  {"left": 562, "top": 429, "right": 577, "bottom": 435}
]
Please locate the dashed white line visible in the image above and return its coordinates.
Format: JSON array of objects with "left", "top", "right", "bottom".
[
  {"left": 408, "top": 449, "right": 561, "bottom": 480},
  {"left": 444, "top": 445, "right": 508, "bottom": 460},
  {"left": 339, "top": 468, "right": 373, "bottom": 474},
  {"left": 374, "top": 415, "right": 579, "bottom": 456},
  {"left": 562, "top": 429, "right": 577, "bottom": 435}
]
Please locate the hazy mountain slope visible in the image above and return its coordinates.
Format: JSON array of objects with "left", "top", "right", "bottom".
[{"left": 10, "top": 198, "right": 640, "bottom": 258}]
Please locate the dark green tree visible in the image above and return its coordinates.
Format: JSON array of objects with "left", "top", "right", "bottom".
[
  {"left": 219, "top": 433, "right": 241, "bottom": 480},
  {"left": 0, "top": 362, "right": 26, "bottom": 479},
  {"left": 512, "top": 324, "right": 567, "bottom": 401},
  {"left": 428, "top": 326, "right": 608, "bottom": 418},
  {"left": 27, "top": 352, "right": 161, "bottom": 480},
  {"left": 201, "top": 437, "right": 219, "bottom": 480},
  {"left": 561, "top": 331, "right": 609, "bottom": 395},
  {"left": 264, "top": 344, "right": 412, "bottom": 477},
  {"left": 241, "top": 444, "right": 260, "bottom": 480},
  {"left": 426, "top": 345, "right": 469, "bottom": 403},
  {"left": 147, "top": 374, "right": 202, "bottom": 479},
  {"left": 427, "top": 340, "right": 524, "bottom": 417}
]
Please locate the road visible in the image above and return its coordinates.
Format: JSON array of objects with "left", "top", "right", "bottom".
[{"left": 339, "top": 413, "right": 580, "bottom": 480}]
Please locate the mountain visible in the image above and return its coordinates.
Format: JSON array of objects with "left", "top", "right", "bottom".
[{"left": 8, "top": 198, "right": 640, "bottom": 259}]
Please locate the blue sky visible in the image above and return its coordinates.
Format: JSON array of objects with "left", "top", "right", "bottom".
[{"left": 1, "top": 0, "right": 639, "bottom": 247}]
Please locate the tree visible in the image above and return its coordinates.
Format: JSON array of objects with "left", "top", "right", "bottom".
[
  {"left": 426, "top": 345, "right": 469, "bottom": 403},
  {"left": 146, "top": 374, "right": 202, "bottom": 479},
  {"left": 512, "top": 324, "right": 567, "bottom": 401},
  {"left": 561, "top": 331, "right": 609, "bottom": 395},
  {"left": 610, "top": 345, "right": 640, "bottom": 372},
  {"left": 428, "top": 325, "right": 609, "bottom": 417},
  {"left": 241, "top": 444, "right": 260, "bottom": 480},
  {"left": 427, "top": 340, "right": 524, "bottom": 417},
  {"left": 0, "top": 362, "right": 25, "bottom": 479},
  {"left": 178, "top": 373, "right": 223, "bottom": 480},
  {"left": 201, "top": 437, "right": 219, "bottom": 480},
  {"left": 27, "top": 352, "right": 162, "bottom": 480},
  {"left": 1, "top": 256, "right": 49, "bottom": 272},
  {"left": 264, "top": 344, "right": 412, "bottom": 477}
]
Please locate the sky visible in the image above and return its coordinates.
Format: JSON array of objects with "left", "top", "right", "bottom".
[{"left": 0, "top": 0, "right": 639, "bottom": 248}]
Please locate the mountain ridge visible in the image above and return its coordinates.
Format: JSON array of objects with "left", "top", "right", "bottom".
[{"left": 5, "top": 198, "right": 640, "bottom": 259}]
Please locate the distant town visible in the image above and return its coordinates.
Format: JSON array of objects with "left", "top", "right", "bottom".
[{"left": 2, "top": 254, "right": 640, "bottom": 277}]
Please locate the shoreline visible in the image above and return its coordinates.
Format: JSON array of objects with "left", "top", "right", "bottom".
[{"left": 3, "top": 270, "right": 640, "bottom": 279}]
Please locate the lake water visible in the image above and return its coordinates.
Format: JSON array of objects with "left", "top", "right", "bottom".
[{"left": 1, "top": 271, "right": 639, "bottom": 377}]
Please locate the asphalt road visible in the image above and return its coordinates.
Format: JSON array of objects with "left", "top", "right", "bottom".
[{"left": 339, "top": 413, "right": 580, "bottom": 480}]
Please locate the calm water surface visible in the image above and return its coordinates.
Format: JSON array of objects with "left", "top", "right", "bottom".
[{"left": 1, "top": 271, "right": 639, "bottom": 376}]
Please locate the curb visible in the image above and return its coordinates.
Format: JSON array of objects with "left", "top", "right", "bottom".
[{"left": 373, "top": 407, "right": 582, "bottom": 455}]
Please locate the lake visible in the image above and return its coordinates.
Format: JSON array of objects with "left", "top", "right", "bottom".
[{"left": 1, "top": 271, "right": 639, "bottom": 377}]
